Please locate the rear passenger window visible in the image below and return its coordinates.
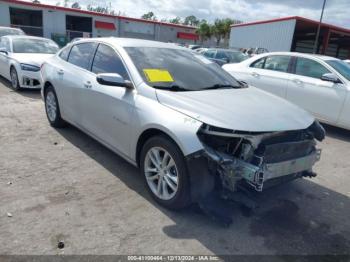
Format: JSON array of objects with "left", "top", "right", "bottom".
[
  {"left": 295, "top": 57, "right": 330, "bottom": 79},
  {"left": 59, "top": 46, "right": 71, "bottom": 61},
  {"left": 250, "top": 57, "right": 266, "bottom": 69},
  {"left": 264, "top": 56, "right": 290, "bottom": 73},
  {"left": 91, "top": 44, "right": 129, "bottom": 80},
  {"left": 68, "top": 43, "right": 97, "bottom": 70}
]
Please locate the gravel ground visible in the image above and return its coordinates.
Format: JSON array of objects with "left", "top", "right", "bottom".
[{"left": 0, "top": 78, "right": 350, "bottom": 256}]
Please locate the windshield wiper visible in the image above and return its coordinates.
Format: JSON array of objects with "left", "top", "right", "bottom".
[
  {"left": 153, "top": 84, "right": 188, "bottom": 91},
  {"left": 202, "top": 84, "right": 240, "bottom": 90}
]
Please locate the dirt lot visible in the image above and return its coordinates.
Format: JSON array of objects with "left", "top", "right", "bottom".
[{"left": 0, "top": 78, "right": 350, "bottom": 256}]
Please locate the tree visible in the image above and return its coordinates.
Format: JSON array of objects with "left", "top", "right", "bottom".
[
  {"left": 32, "top": 0, "right": 40, "bottom": 3},
  {"left": 169, "top": 16, "right": 181, "bottom": 24},
  {"left": 71, "top": 2, "right": 81, "bottom": 9},
  {"left": 196, "top": 20, "right": 212, "bottom": 44},
  {"left": 211, "top": 19, "right": 226, "bottom": 46},
  {"left": 87, "top": 4, "right": 115, "bottom": 14},
  {"left": 184, "top": 15, "right": 199, "bottom": 26},
  {"left": 141, "top": 12, "right": 157, "bottom": 21},
  {"left": 63, "top": 0, "right": 69, "bottom": 7}
]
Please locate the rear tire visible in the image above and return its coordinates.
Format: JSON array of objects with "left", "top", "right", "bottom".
[
  {"left": 140, "top": 135, "right": 191, "bottom": 210},
  {"left": 10, "top": 67, "right": 20, "bottom": 91},
  {"left": 44, "top": 86, "right": 66, "bottom": 128}
]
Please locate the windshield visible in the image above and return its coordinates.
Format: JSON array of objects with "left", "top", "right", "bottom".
[
  {"left": 125, "top": 47, "right": 241, "bottom": 91},
  {"left": 0, "top": 28, "right": 24, "bottom": 37},
  {"left": 12, "top": 38, "right": 59, "bottom": 54},
  {"left": 227, "top": 51, "right": 248, "bottom": 63},
  {"left": 326, "top": 60, "right": 350, "bottom": 81}
]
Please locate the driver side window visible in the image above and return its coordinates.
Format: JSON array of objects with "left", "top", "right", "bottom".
[
  {"left": 295, "top": 57, "right": 330, "bottom": 79},
  {"left": 91, "top": 44, "right": 130, "bottom": 80}
]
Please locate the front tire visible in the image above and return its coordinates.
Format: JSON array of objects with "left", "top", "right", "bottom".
[
  {"left": 140, "top": 135, "right": 191, "bottom": 209},
  {"left": 44, "top": 86, "right": 66, "bottom": 128},
  {"left": 10, "top": 67, "right": 20, "bottom": 91}
]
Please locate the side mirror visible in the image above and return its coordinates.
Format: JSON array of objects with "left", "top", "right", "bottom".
[
  {"left": 321, "top": 73, "right": 341, "bottom": 84},
  {"left": 0, "top": 48, "right": 8, "bottom": 55},
  {"left": 96, "top": 73, "right": 133, "bottom": 88}
]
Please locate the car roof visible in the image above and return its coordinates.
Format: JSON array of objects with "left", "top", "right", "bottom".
[
  {"left": 4, "top": 35, "right": 52, "bottom": 41},
  {"left": 258, "top": 51, "right": 339, "bottom": 61},
  {"left": 76, "top": 37, "right": 188, "bottom": 50},
  {"left": 0, "top": 26, "right": 22, "bottom": 30}
]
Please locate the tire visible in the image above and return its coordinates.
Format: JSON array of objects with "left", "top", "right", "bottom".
[
  {"left": 140, "top": 135, "right": 191, "bottom": 210},
  {"left": 10, "top": 67, "right": 21, "bottom": 91},
  {"left": 44, "top": 86, "right": 66, "bottom": 128}
]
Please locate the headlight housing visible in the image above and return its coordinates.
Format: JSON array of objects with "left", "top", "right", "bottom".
[{"left": 20, "top": 63, "right": 40, "bottom": 72}]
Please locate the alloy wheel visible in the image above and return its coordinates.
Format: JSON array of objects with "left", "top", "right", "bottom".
[
  {"left": 46, "top": 91, "right": 57, "bottom": 122},
  {"left": 144, "top": 147, "right": 179, "bottom": 200}
]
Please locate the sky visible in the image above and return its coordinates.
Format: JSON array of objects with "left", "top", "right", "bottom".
[{"left": 25, "top": 0, "right": 350, "bottom": 28}]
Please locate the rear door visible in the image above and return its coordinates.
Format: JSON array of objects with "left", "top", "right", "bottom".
[
  {"left": 79, "top": 43, "right": 135, "bottom": 156},
  {"left": 286, "top": 57, "right": 346, "bottom": 124},
  {"left": 53, "top": 42, "right": 98, "bottom": 124},
  {"left": 246, "top": 55, "right": 292, "bottom": 98}
]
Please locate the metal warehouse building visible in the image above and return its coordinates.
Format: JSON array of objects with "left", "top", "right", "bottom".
[
  {"left": 230, "top": 16, "right": 350, "bottom": 59},
  {"left": 0, "top": 0, "right": 198, "bottom": 46}
]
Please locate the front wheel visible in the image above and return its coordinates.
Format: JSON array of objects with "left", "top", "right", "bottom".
[
  {"left": 44, "top": 86, "right": 66, "bottom": 128},
  {"left": 10, "top": 67, "right": 20, "bottom": 91},
  {"left": 140, "top": 136, "right": 191, "bottom": 209}
]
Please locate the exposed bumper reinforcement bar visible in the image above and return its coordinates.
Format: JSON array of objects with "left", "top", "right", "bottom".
[{"left": 204, "top": 145, "right": 321, "bottom": 192}]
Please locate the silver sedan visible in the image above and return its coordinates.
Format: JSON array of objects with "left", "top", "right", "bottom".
[{"left": 41, "top": 38, "right": 324, "bottom": 209}]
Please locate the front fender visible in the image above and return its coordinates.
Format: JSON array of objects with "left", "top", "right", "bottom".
[{"left": 130, "top": 94, "right": 204, "bottom": 161}]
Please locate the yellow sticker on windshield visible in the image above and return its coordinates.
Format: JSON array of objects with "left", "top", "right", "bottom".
[{"left": 143, "top": 69, "right": 174, "bottom": 83}]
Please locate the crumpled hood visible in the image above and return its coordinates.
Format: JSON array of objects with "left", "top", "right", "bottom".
[
  {"left": 156, "top": 87, "right": 315, "bottom": 132},
  {"left": 11, "top": 53, "right": 55, "bottom": 67}
]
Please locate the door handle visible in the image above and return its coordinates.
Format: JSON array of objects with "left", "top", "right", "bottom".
[
  {"left": 84, "top": 81, "right": 92, "bottom": 89},
  {"left": 292, "top": 79, "right": 302, "bottom": 85},
  {"left": 57, "top": 69, "right": 64, "bottom": 75},
  {"left": 251, "top": 72, "right": 260, "bottom": 77}
]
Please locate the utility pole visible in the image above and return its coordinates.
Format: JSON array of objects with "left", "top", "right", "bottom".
[{"left": 313, "top": 0, "right": 327, "bottom": 54}]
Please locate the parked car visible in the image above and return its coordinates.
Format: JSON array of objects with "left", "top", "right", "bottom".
[
  {"left": 195, "top": 47, "right": 208, "bottom": 53},
  {"left": 41, "top": 38, "right": 324, "bottom": 209},
  {"left": 0, "top": 26, "right": 25, "bottom": 37},
  {"left": 245, "top": 47, "right": 269, "bottom": 57},
  {"left": 223, "top": 52, "right": 350, "bottom": 130},
  {"left": 188, "top": 44, "right": 201, "bottom": 50},
  {"left": 202, "top": 48, "right": 248, "bottom": 66},
  {"left": 0, "top": 35, "right": 59, "bottom": 90},
  {"left": 344, "top": 59, "right": 350, "bottom": 65}
]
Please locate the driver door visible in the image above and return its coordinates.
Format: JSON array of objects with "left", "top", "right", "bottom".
[{"left": 79, "top": 44, "right": 135, "bottom": 157}]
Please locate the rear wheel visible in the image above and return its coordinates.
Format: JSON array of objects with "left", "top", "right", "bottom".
[
  {"left": 44, "top": 86, "right": 66, "bottom": 128},
  {"left": 140, "top": 136, "right": 191, "bottom": 209},
  {"left": 10, "top": 67, "right": 20, "bottom": 91}
]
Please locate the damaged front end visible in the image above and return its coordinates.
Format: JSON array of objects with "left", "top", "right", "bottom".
[{"left": 195, "top": 121, "right": 325, "bottom": 194}]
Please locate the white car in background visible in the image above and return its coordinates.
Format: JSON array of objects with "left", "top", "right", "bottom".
[
  {"left": 0, "top": 35, "right": 59, "bottom": 90},
  {"left": 344, "top": 59, "right": 350, "bottom": 65},
  {"left": 223, "top": 52, "right": 350, "bottom": 130}
]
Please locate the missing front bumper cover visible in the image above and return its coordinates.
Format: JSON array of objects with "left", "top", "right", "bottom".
[{"left": 203, "top": 145, "right": 321, "bottom": 192}]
